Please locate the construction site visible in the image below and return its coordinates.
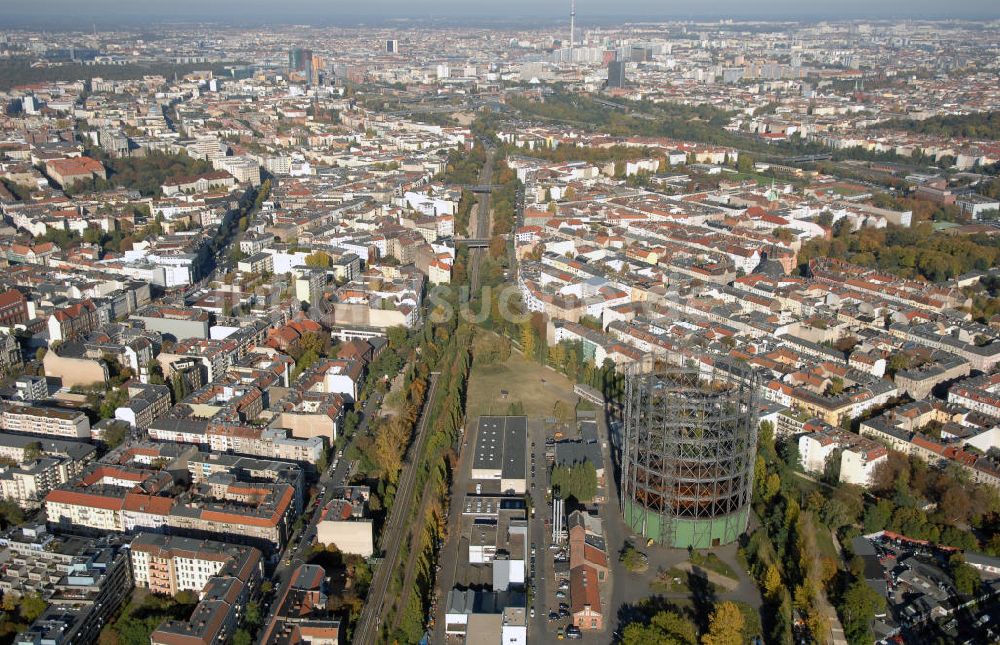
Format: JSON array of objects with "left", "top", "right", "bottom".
[{"left": 619, "top": 361, "right": 760, "bottom": 549}]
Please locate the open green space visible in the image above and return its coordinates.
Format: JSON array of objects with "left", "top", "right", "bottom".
[{"left": 466, "top": 350, "right": 577, "bottom": 420}]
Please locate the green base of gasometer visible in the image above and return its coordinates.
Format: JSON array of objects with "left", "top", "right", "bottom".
[{"left": 623, "top": 500, "right": 749, "bottom": 549}]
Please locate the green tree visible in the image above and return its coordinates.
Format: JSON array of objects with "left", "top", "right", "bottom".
[
  {"left": 840, "top": 580, "right": 885, "bottom": 645},
  {"left": 98, "top": 387, "right": 128, "bottom": 419},
  {"left": 171, "top": 373, "right": 190, "bottom": 403},
  {"left": 104, "top": 423, "right": 128, "bottom": 449},
  {"left": 619, "top": 544, "right": 648, "bottom": 573},
  {"left": 862, "top": 499, "right": 894, "bottom": 533},
  {"left": 19, "top": 593, "right": 47, "bottom": 622},
  {"left": 0, "top": 500, "right": 25, "bottom": 528},
  {"left": 620, "top": 609, "right": 698, "bottom": 645},
  {"left": 950, "top": 553, "right": 981, "bottom": 596},
  {"left": 22, "top": 441, "right": 42, "bottom": 462},
  {"left": 174, "top": 589, "right": 198, "bottom": 605},
  {"left": 148, "top": 360, "right": 166, "bottom": 385}
]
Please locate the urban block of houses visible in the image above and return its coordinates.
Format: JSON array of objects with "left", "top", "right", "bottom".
[{"left": 315, "top": 485, "right": 375, "bottom": 557}]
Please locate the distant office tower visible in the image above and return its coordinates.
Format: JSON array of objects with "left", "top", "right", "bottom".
[
  {"left": 386, "top": 39, "right": 399, "bottom": 54},
  {"left": 310, "top": 54, "right": 323, "bottom": 85},
  {"left": 288, "top": 48, "right": 303, "bottom": 71},
  {"left": 288, "top": 48, "right": 313, "bottom": 74},
  {"left": 607, "top": 61, "right": 626, "bottom": 89},
  {"left": 631, "top": 46, "right": 652, "bottom": 62}
]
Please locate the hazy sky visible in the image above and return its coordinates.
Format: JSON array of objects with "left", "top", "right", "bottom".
[{"left": 3, "top": 0, "right": 999, "bottom": 27}]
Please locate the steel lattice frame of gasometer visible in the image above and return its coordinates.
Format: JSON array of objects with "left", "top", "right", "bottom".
[{"left": 620, "top": 360, "right": 760, "bottom": 549}]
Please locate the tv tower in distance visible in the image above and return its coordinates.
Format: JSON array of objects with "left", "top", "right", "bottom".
[{"left": 570, "top": 0, "right": 576, "bottom": 48}]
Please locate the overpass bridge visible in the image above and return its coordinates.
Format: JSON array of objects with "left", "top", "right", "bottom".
[
  {"left": 458, "top": 184, "right": 502, "bottom": 193},
  {"left": 785, "top": 153, "right": 833, "bottom": 163},
  {"left": 455, "top": 238, "right": 490, "bottom": 248}
]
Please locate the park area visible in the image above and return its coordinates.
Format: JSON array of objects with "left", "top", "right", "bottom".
[{"left": 465, "top": 349, "right": 578, "bottom": 420}]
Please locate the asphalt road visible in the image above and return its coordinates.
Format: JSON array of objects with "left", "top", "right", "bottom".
[
  {"left": 353, "top": 372, "right": 441, "bottom": 645},
  {"left": 431, "top": 404, "right": 480, "bottom": 643}
]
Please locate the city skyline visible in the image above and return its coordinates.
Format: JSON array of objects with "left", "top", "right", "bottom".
[{"left": 3, "top": 0, "right": 1000, "bottom": 28}]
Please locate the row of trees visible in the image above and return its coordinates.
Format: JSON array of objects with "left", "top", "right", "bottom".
[
  {"left": 799, "top": 222, "right": 1000, "bottom": 282},
  {"left": 490, "top": 162, "right": 520, "bottom": 239},
  {"left": 617, "top": 600, "right": 758, "bottom": 645},
  {"left": 391, "top": 323, "right": 474, "bottom": 642},
  {"left": 436, "top": 145, "right": 487, "bottom": 185},
  {"left": 352, "top": 330, "right": 425, "bottom": 515},
  {"left": 454, "top": 189, "right": 477, "bottom": 237},
  {"left": 513, "top": 142, "right": 667, "bottom": 166},
  {"left": 0, "top": 59, "right": 241, "bottom": 91},
  {"left": 746, "top": 422, "right": 863, "bottom": 644},
  {"left": 879, "top": 110, "right": 1000, "bottom": 141},
  {"left": 377, "top": 270, "right": 477, "bottom": 640},
  {"left": 506, "top": 91, "right": 835, "bottom": 159}
]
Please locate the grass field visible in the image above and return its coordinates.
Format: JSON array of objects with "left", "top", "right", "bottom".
[{"left": 466, "top": 351, "right": 578, "bottom": 420}]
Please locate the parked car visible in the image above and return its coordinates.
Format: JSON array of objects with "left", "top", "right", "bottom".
[{"left": 566, "top": 625, "right": 582, "bottom": 639}]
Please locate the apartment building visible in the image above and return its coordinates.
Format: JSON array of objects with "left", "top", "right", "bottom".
[
  {"left": 0, "top": 457, "right": 80, "bottom": 508},
  {"left": 12, "top": 539, "right": 132, "bottom": 645},
  {"left": 1, "top": 405, "right": 91, "bottom": 439},
  {"left": 130, "top": 533, "right": 263, "bottom": 598},
  {"left": 148, "top": 536, "right": 262, "bottom": 645},
  {"left": 115, "top": 382, "right": 173, "bottom": 430}
]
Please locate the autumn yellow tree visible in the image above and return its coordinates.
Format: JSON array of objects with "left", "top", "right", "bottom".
[
  {"left": 520, "top": 322, "right": 536, "bottom": 360},
  {"left": 372, "top": 417, "right": 407, "bottom": 483},
  {"left": 763, "top": 564, "right": 783, "bottom": 601},
  {"left": 702, "top": 601, "right": 744, "bottom": 645}
]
